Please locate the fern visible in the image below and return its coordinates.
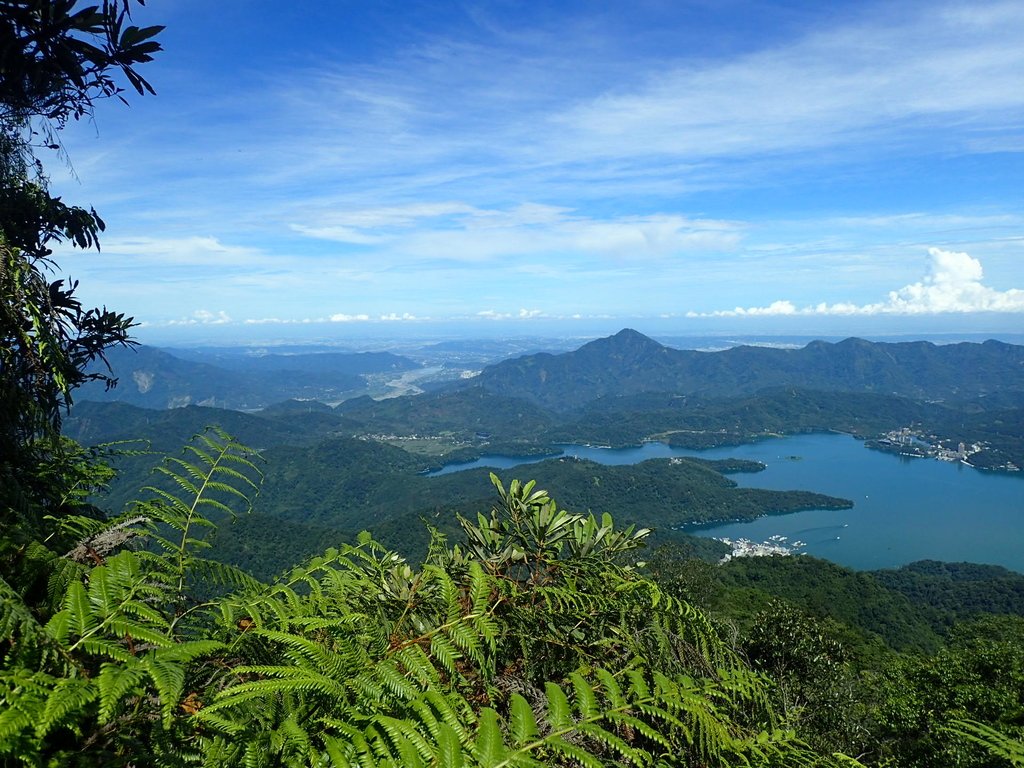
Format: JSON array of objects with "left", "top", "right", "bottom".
[
  {"left": 3, "top": 433, "right": 869, "bottom": 767},
  {"left": 947, "top": 719, "right": 1024, "bottom": 766}
]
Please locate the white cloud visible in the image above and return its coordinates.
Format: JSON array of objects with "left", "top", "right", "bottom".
[
  {"left": 293, "top": 202, "right": 742, "bottom": 263},
  {"left": 329, "top": 313, "right": 371, "bottom": 322},
  {"left": 165, "top": 309, "right": 233, "bottom": 326},
  {"left": 873, "top": 247, "right": 1024, "bottom": 313},
  {"left": 690, "top": 249, "right": 1024, "bottom": 317},
  {"left": 554, "top": 3, "right": 1024, "bottom": 162},
  {"left": 91, "top": 236, "right": 268, "bottom": 267}
]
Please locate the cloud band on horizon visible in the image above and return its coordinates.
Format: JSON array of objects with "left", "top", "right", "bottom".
[{"left": 687, "top": 248, "right": 1024, "bottom": 318}]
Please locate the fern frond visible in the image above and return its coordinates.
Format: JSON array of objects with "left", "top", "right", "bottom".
[
  {"left": 947, "top": 719, "right": 1024, "bottom": 766},
  {"left": 36, "top": 676, "right": 97, "bottom": 739},
  {"left": 96, "top": 661, "right": 144, "bottom": 724},
  {"left": 0, "top": 575, "right": 49, "bottom": 653}
]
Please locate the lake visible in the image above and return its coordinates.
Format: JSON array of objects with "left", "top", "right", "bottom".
[{"left": 428, "top": 434, "right": 1024, "bottom": 573}]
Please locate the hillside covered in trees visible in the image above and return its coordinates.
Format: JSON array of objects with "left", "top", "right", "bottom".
[{"left": 4, "top": 2, "right": 1024, "bottom": 767}]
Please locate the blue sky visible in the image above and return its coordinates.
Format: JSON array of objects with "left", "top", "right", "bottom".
[{"left": 48, "top": 0, "right": 1024, "bottom": 342}]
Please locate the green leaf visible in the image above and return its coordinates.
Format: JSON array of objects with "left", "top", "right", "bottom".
[
  {"left": 475, "top": 708, "right": 508, "bottom": 766},
  {"left": 96, "top": 662, "right": 144, "bottom": 724}
]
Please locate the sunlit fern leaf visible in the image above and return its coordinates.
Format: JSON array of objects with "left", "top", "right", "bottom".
[
  {"left": 144, "top": 656, "right": 187, "bottom": 727},
  {"left": 372, "top": 658, "right": 423, "bottom": 701},
  {"left": 447, "top": 620, "right": 485, "bottom": 665},
  {"left": 544, "top": 681, "right": 573, "bottom": 731},
  {"left": 436, "top": 721, "right": 466, "bottom": 768},
  {"left": 77, "top": 636, "right": 134, "bottom": 662},
  {"left": 0, "top": 670, "right": 50, "bottom": 741},
  {"left": 423, "top": 687, "right": 476, "bottom": 742},
  {"left": 428, "top": 632, "right": 460, "bottom": 678},
  {"left": 385, "top": 714, "right": 438, "bottom": 764},
  {"left": 62, "top": 579, "right": 91, "bottom": 636},
  {"left": 509, "top": 693, "right": 540, "bottom": 747},
  {"left": 575, "top": 720, "right": 645, "bottom": 764},
  {"left": 96, "top": 660, "right": 144, "bottom": 724},
  {"left": 203, "top": 668, "right": 349, "bottom": 713},
  {"left": 595, "top": 668, "right": 625, "bottom": 709},
  {"left": 626, "top": 668, "right": 651, "bottom": 699},
  {"left": 187, "top": 556, "right": 266, "bottom": 593},
  {"left": 474, "top": 707, "right": 508, "bottom": 766},
  {"left": 570, "top": 671, "right": 598, "bottom": 720},
  {"left": 160, "top": 638, "right": 225, "bottom": 664},
  {"left": 947, "top": 719, "right": 1024, "bottom": 766},
  {"left": 278, "top": 713, "right": 316, "bottom": 764},
  {"left": 605, "top": 710, "right": 671, "bottom": 750},
  {"left": 252, "top": 629, "right": 351, "bottom": 680}
]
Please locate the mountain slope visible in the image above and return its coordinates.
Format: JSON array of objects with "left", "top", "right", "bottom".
[
  {"left": 77, "top": 345, "right": 398, "bottom": 409},
  {"left": 475, "top": 330, "right": 1024, "bottom": 410}
]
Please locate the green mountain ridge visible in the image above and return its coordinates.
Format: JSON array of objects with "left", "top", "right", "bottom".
[
  {"left": 78, "top": 344, "right": 421, "bottom": 409},
  {"left": 476, "top": 329, "right": 1024, "bottom": 410}
]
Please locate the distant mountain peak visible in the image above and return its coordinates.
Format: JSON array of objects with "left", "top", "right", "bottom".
[
  {"left": 584, "top": 328, "right": 664, "bottom": 352},
  {"left": 474, "top": 334, "right": 1024, "bottom": 411},
  {"left": 613, "top": 327, "right": 658, "bottom": 343}
]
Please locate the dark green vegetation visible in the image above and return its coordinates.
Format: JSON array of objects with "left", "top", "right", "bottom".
[
  {"left": 6, "top": 428, "right": 1024, "bottom": 765},
  {"left": 6, "top": 3, "right": 1024, "bottom": 765},
  {"left": 2, "top": 437, "right": 879, "bottom": 766},
  {"left": 477, "top": 330, "right": 1024, "bottom": 410},
  {"left": 66, "top": 401, "right": 860, "bottom": 577},
  {"left": 2, "top": 0, "right": 163, "bottom": 611},
  {"left": 80, "top": 330, "right": 1024, "bottom": 470}
]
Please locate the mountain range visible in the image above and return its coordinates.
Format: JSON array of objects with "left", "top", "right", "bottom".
[
  {"left": 78, "top": 345, "right": 420, "bottom": 409},
  {"left": 475, "top": 329, "right": 1024, "bottom": 410}
]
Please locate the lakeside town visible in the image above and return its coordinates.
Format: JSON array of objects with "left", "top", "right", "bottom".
[
  {"left": 716, "top": 534, "right": 807, "bottom": 563},
  {"left": 868, "top": 427, "right": 1020, "bottom": 472}
]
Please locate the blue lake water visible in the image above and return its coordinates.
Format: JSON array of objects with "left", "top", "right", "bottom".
[{"left": 428, "top": 434, "right": 1024, "bottom": 573}]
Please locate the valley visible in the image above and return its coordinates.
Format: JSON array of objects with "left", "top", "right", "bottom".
[{"left": 68, "top": 330, "right": 1024, "bottom": 580}]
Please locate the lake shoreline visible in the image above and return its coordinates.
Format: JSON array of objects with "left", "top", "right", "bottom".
[{"left": 423, "top": 433, "right": 1024, "bottom": 574}]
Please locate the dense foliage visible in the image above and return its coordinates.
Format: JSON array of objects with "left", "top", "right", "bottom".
[
  {"left": 5, "top": 429, "right": 1024, "bottom": 766},
  {"left": 2, "top": 435, "right": 851, "bottom": 766},
  {"left": 1, "top": 0, "right": 161, "bottom": 608},
  {"left": 6, "top": 4, "right": 1024, "bottom": 765}
]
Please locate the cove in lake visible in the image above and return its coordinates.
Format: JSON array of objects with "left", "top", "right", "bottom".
[{"left": 427, "top": 434, "right": 1024, "bottom": 573}]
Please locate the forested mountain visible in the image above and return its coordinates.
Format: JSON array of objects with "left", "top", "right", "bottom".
[
  {"left": 475, "top": 329, "right": 1024, "bottom": 410},
  {"left": 67, "top": 400, "right": 357, "bottom": 450},
  {"left": 77, "top": 344, "right": 420, "bottom": 409},
  {"left": 167, "top": 348, "right": 417, "bottom": 375},
  {"left": 6, "top": 2, "right": 1024, "bottom": 763},
  {"left": 46, "top": 330, "right": 1024, "bottom": 765}
]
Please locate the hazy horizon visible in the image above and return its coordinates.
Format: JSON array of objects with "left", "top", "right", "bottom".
[{"left": 135, "top": 318, "right": 1024, "bottom": 351}]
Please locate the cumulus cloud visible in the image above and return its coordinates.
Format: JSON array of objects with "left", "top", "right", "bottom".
[
  {"left": 477, "top": 308, "right": 546, "bottom": 320},
  {"left": 329, "top": 313, "right": 371, "bottom": 322},
  {"left": 689, "top": 249, "right": 1024, "bottom": 317},
  {"left": 875, "top": 248, "right": 1024, "bottom": 313},
  {"left": 165, "top": 309, "right": 233, "bottom": 326}
]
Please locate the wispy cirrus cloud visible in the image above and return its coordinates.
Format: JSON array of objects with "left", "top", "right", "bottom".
[
  {"left": 45, "top": 2, "right": 1024, "bottom": 337},
  {"left": 553, "top": 4, "right": 1024, "bottom": 164},
  {"left": 292, "top": 203, "right": 742, "bottom": 262}
]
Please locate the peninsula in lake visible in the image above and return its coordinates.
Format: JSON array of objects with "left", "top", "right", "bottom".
[{"left": 69, "top": 330, "right": 1024, "bottom": 578}]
